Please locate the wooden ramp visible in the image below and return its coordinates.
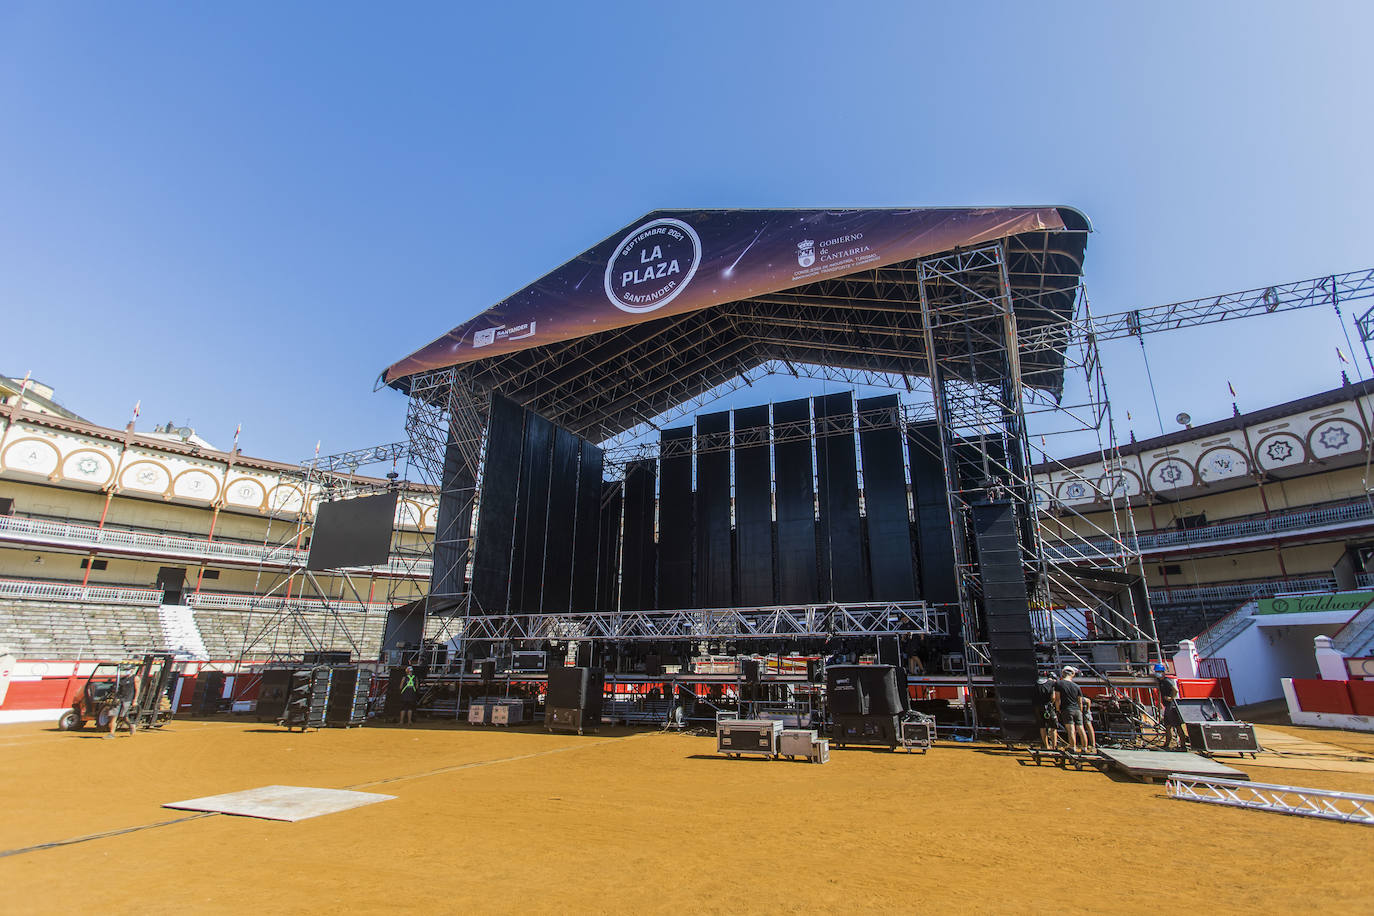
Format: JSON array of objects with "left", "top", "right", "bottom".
[{"left": 1099, "top": 748, "right": 1249, "bottom": 783}]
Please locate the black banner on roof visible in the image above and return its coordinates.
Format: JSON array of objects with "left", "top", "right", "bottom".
[{"left": 383, "top": 207, "right": 1068, "bottom": 384}]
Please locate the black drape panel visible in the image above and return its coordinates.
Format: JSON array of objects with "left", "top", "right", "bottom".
[
  {"left": 908, "top": 421, "right": 958, "bottom": 610},
  {"left": 774, "top": 397, "right": 818, "bottom": 604},
  {"left": 471, "top": 394, "right": 525, "bottom": 612},
  {"left": 621, "top": 460, "right": 656, "bottom": 610},
  {"left": 571, "top": 440, "right": 603, "bottom": 612},
  {"left": 815, "top": 392, "right": 865, "bottom": 602},
  {"left": 858, "top": 395, "right": 916, "bottom": 600},
  {"left": 696, "top": 410, "right": 732, "bottom": 608},
  {"left": 657, "top": 426, "right": 694, "bottom": 609},
  {"left": 597, "top": 483, "right": 622, "bottom": 610},
  {"left": 540, "top": 426, "right": 579, "bottom": 612},
  {"left": 733, "top": 404, "right": 774, "bottom": 607},
  {"left": 511, "top": 411, "right": 553, "bottom": 612}
]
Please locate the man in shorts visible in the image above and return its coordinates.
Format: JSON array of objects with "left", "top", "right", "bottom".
[
  {"left": 1054, "top": 666, "right": 1086, "bottom": 754},
  {"left": 104, "top": 671, "right": 138, "bottom": 739}
]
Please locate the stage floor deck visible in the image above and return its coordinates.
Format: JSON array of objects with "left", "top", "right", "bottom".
[{"left": 1100, "top": 748, "right": 1249, "bottom": 782}]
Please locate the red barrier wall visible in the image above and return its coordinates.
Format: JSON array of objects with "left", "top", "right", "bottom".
[
  {"left": 1177, "top": 677, "right": 1235, "bottom": 707},
  {"left": 1291, "top": 678, "right": 1355, "bottom": 715},
  {"left": 1348, "top": 679, "right": 1374, "bottom": 717}
]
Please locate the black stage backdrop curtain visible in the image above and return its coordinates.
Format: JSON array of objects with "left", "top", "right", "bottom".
[
  {"left": 696, "top": 410, "right": 732, "bottom": 607},
  {"left": 858, "top": 395, "right": 916, "bottom": 601},
  {"left": 511, "top": 411, "right": 553, "bottom": 612},
  {"left": 815, "top": 392, "right": 865, "bottom": 602},
  {"left": 596, "top": 482, "right": 622, "bottom": 611},
  {"left": 774, "top": 397, "right": 818, "bottom": 604},
  {"left": 470, "top": 393, "right": 525, "bottom": 612},
  {"left": 541, "top": 426, "right": 579, "bottom": 612},
  {"left": 621, "top": 460, "right": 657, "bottom": 610},
  {"left": 571, "top": 439, "right": 603, "bottom": 611},
  {"left": 733, "top": 404, "right": 774, "bottom": 607},
  {"left": 908, "top": 420, "right": 958, "bottom": 610},
  {"left": 657, "top": 426, "right": 693, "bottom": 609}
]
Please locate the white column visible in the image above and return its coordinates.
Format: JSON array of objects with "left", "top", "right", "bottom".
[
  {"left": 1314, "top": 635, "right": 1348, "bottom": 681},
  {"left": 1173, "top": 639, "right": 1200, "bottom": 677}
]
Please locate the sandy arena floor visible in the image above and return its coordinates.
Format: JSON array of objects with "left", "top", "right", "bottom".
[{"left": 2, "top": 718, "right": 1371, "bottom": 914}]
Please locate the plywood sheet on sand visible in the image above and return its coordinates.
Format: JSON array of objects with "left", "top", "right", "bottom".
[{"left": 164, "top": 785, "right": 394, "bottom": 822}]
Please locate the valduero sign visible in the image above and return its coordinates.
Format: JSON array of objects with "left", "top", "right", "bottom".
[
  {"left": 604, "top": 217, "right": 701, "bottom": 313},
  {"left": 1256, "top": 591, "right": 1374, "bottom": 615}
]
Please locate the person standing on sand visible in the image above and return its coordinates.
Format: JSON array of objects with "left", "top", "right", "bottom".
[
  {"left": 1154, "top": 663, "right": 1188, "bottom": 750},
  {"left": 1054, "top": 666, "right": 1086, "bottom": 754},
  {"left": 1036, "top": 672, "right": 1059, "bottom": 750},
  {"left": 398, "top": 666, "right": 418, "bottom": 726},
  {"left": 104, "top": 672, "right": 137, "bottom": 739}
]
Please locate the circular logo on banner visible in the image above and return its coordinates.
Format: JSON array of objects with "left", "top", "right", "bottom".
[{"left": 604, "top": 218, "right": 702, "bottom": 313}]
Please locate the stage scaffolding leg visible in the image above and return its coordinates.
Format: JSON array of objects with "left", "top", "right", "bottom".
[
  {"left": 915, "top": 242, "right": 1159, "bottom": 711},
  {"left": 395, "top": 367, "right": 490, "bottom": 665}
]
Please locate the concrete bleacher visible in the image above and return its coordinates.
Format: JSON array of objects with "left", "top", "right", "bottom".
[
  {"left": 192, "top": 605, "right": 388, "bottom": 660},
  {"left": 0, "top": 599, "right": 388, "bottom": 661},
  {"left": 0, "top": 600, "right": 167, "bottom": 659}
]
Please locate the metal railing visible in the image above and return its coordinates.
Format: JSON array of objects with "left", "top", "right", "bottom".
[
  {"left": 186, "top": 592, "right": 392, "bottom": 614},
  {"left": 0, "top": 576, "right": 391, "bottom": 614},
  {"left": 0, "top": 514, "right": 430, "bottom": 578},
  {"left": 1044, "top": 500, "right": 1374, "bottom": 560},
  {"left": 0, "top": 577, "right": 165, "bottom": 606},
  {"left": 1148, "top": 575, "right": 1359, "bottom": 607}
]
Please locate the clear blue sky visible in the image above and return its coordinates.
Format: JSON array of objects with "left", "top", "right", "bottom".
[{"left": 2, "top": 3, "right": 1371, "bottom": 462}]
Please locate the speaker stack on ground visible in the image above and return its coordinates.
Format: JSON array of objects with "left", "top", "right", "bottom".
[
  {"left": 189, "top": 670, "right": 226, "bottom": 716},
  {"left": 256, "top": 668, "right": 294, "bottom": 722},
  {"left": 281, "top": 670, "right": 312, "bottom": 730},
  {"left": 326, "top": 667, "right": 370, "bottom": 727},
  {"left": 545, "top": 666, "right": 604, "bottom": 735},
  {"left": 826, "top": 664, "right": 907, "bottom": 749},
  {"left": 278, "top": 667, "right": 332, "bottom": 731}
]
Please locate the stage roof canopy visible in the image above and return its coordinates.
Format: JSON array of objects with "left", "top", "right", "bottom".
[{"left": 384, "top": 207, "right": 1090, "bottom": 441}]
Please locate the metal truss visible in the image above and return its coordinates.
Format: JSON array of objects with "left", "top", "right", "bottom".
[
  {"left": 1167, "top": 774, "right": 1374, "bottom": 826},
  {"left": 1018, "top": 266, "right": 1374, "bottom": 353},
  {"left": 437, "top": 600, "right": 948, "bottom": 643}
]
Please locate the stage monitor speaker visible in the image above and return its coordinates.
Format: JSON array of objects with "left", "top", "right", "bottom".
[
  {"left": 857, "top": 664, "right": 905, "bottom": 716},
  {"left": 478, "top": 660, "right": 496, "bottom": 681},
  {"left": 806, "top": 659, "right": 823, "bottom": 683},
  {"left": 826, "top": 665, "right": 869, "bottom": 716},
  {"left": 547, "top": 666, "right": 604, "bottom": 731},
  {"left": 741, "top": 658, "right": 761, "bottom": 683},
  {"left": 575, "top": 643, "right": 594, "bottom": 668}
]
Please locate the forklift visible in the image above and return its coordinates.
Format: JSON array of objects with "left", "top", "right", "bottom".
[{"left": 57, "top": 653, "right": 181, "bottom": 732}]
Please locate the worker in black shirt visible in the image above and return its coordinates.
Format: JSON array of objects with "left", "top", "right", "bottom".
[
  {"left": 1054, "top": 666, "right": 1086, "bottom": 754},
  {"left": 1154, "top": 663, "right": 1188, "bottom": 750},
  {"left": 1035, "top": 673, "right": 1059, "bottom": 750}
]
